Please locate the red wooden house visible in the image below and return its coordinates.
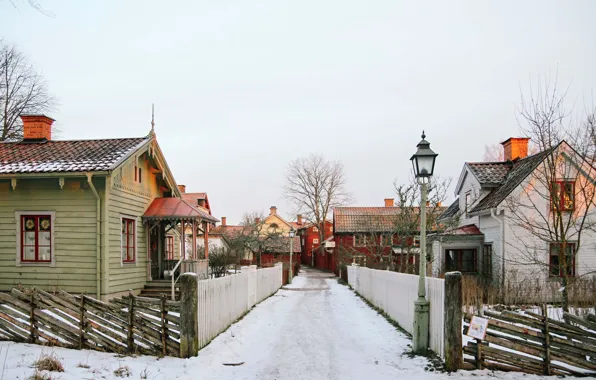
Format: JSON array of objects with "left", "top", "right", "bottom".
[{"left": 296, "top": 215, "right": 334, "bottom": 270}]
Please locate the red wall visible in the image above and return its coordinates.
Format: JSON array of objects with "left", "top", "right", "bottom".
[{"left": 299, "top": 221, "right": 334, "bottom": 269}]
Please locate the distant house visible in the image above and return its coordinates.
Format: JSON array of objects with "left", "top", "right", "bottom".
[
  {"left": 433, "top": 137, "right": 596, "bottom": 294},
  {"left": 296, "top": 217, "right": 334, "bottom": 270},
  {"left": 178, "top": 186, "right": 219, "bottom": 257},
  {"left": 0, "top": 115, "right": 217, "bottom": 300},
  {"left": 333, "top": 198, "right": 445, "bottom": 273}
]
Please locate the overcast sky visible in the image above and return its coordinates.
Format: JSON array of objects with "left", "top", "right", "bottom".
[{"left": 3, "top": 1, "right": 595, "bottom": 224}]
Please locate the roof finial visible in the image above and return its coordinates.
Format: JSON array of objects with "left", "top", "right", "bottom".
[
  {"left": 421, "top": 130, "right": 426, "bottom": 140},
  {"left": 150, "top": 103, "right": 155, "bottom": 136}
]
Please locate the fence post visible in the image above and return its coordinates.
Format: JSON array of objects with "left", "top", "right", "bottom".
[
  {"left": 179, "top": 273, "right": 199, "bottom": 358},
  {"left": 542, "top": 304, "right": 551, "bottom": 375},
  {"left": 127, "top": 291, "right": 135, "bottom": 354},
  {"left": 29, "top": 289, "right": 37, "bottom": 344},
  {"left": 444, "top": 271, "right": 462, "bottom": 372},
  {"left": 161, "top": 295, "right": 168, "bottom": 357},
  {"left": 79, "top": 293, "right": 86, "bottom": 349}
]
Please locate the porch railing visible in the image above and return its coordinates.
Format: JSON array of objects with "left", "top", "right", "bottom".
[{"left": 171, "top": 258, "right": 209, "bottom": 300}]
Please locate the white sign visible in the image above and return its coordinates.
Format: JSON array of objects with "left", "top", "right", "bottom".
[{"left": 467, "top": 316, "right": 489, "bottom": 341}]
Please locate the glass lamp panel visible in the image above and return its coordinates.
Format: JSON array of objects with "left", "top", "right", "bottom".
[{"left": 417, "top": 156, "right": 435, "bottom": 176}]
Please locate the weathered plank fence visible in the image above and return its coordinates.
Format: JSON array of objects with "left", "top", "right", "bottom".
[
  {"left": 0, "top": 288, "right": 181, "bottom": 357},
  {"left": 463, "top": 308, "right": 596, "bottom": 376}
]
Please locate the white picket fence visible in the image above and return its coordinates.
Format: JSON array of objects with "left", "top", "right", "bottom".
[
  {"left": 196, "top": 263, "right": 283, "bottom": 349},
  {"left": 347, "top": 265, "right": 445, "bottom": 358}
]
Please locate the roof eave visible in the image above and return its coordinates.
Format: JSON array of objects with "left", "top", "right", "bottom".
[{"left": 0, "top": 171, "right": 110, "bottom": 178}]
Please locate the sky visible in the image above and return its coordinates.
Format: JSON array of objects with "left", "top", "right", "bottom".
[{"left": 2, "top": 0, "right": 596, "bottom": 224}]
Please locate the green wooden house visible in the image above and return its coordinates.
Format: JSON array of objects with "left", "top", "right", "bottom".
[{"left": 0, "top": 115, "right": 217, "bottom": 300}]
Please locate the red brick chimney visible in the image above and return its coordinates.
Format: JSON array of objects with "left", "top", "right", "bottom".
[
  {"left": 221, "top": 217, "right": 227, "bottom": 226},
  {"left": 178, "top": 184, "right": 186, "bottom": 193},
  {"left": 270, "top": 206, "right": 277, "bottom": 215},
  {"left": 21, "top": 115, "right": 54, "bottom": 141},
  {"left": 384, "top": 198, "right": 394, "bottom": 207},
  {"left": 501, "top": 138, "right": 530, "bottom": 161},
  {"left": 297, "top": 214, "right": 303, "bottom": 225}
]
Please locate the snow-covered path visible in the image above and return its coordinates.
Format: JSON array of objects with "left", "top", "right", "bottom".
[{"left": 0, "top": 269, "right": 548, "bottom": 380}]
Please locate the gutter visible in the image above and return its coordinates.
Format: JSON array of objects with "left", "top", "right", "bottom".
[
  {"left": 490, "top": 208, "right": 505, "bottom": 290},
  {"left": 86, "top": 173, "right": 101, "bottom": 299}
]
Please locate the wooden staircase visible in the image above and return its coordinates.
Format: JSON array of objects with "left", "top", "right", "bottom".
[{"left": 139, "top": 280, "right": 179, "bottom": 300}]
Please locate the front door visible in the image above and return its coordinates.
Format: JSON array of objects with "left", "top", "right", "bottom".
[{"left": 150, "top": 225, "right": 160, "bottom": 279}]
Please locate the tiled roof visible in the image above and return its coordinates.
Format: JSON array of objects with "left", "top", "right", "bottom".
[
  {"left": 467, "top": 162, "right": 510, "bottom": 186},
  {"left": 142, "top": 197, "right": 219, "bottom": 223},
  {"left": 334, "top": 207, "right": 446, "bottom": 233},
  {"left": 210, "top": 225, "right": 245, "bottom": 235},
  {"left": 439, "top": 199, "right": 460, "bottom": 220},
  {"left": 471, "top": 148, "right": 554, "bottom": 213},
  {"left": 0, "top": 137, "right": 148, "bottom": 174},
  {"left": 263, "top": 236, "right": 301, "bottom": 253}
]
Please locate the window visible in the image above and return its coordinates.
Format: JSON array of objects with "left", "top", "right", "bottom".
[
  {"left": 354, "top": 234, "right": 367, "bottom": 247},
  {"left": 301, "top": 238, "right": 305, "bottom": 246},
  {"left": 134, "top": 165, "right": 142, "bottom": 183},
  {"left": 166, "top": 236, "right": 174, "bottom": 260},
  {"left": 551, "top": 181, "right": 575, "bottom": 212},
  {"left": 445, "top": 249, "right": 477, "bottom": 273},
  {"left": 313, "top": 238, "right": 319, "bottom": 244},
  {"left": 465, "top": 192, "right": 471, "bottom": 217},
  {"left": 121, "top": 218, "right": 136, "bottom": 263},
  {"left": 549, "top": 242, "right": 576, "bottom": 277},
  {"left": 482, "top": 244, "right": 493, "bottom": 278},
  {"left": 20, "top": 215, "right": 52, "bottom": 263},
  {"left": 380, "top": 234, "right": 394, "bottom": 246},
  {"left": 313, "top": 227, "right": 319, "bottom": 232}
]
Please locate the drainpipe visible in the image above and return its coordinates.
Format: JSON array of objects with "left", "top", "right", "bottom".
[
  {"left": 490, "top": 208, "right": 505, "bottom": 291},
  {"left": 86, "top": 173, "right": 101, "bottom": 299}
]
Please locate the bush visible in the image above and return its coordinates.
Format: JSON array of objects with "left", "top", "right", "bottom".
[{"left": 33, "top": 354, "right": 64, "bottom": 372}]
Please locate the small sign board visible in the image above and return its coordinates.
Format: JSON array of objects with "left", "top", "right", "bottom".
[{"left": 467, "top": 316, "right": 489, "bottom": 341}]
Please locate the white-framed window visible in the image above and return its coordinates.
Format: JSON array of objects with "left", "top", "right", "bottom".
[
  {"left": 312, "top": 226, "right": 319, "bottom": 232},
  {"left": 134, "top": 165, "right": 142, "bottom": 183},
  {"left": 313, "top": 238, "right": 319, "bottom": 244},
  {"left": 121, "top": 216, "right": 137, "bottom": 264},
  {"left": 16, "top": 211, "right": 56, "bottom": 267},
  {"left": 354, "top": 234, "right": 367, "bottom": 247}
]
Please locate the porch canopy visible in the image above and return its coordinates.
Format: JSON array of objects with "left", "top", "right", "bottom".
[{"left": 142, "top": 197, "right": 219, "bottom": 270}]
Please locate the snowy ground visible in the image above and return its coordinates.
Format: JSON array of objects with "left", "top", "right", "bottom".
[{"left": 0, "top": 268, "right": 551, "bottom": 380}]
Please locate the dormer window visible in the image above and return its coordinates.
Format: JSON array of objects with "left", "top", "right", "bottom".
[{"left": 465, "top": 192, "right": 471, "bottom": 217}]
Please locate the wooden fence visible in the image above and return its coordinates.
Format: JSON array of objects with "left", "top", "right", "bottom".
[
  {"left": 347, "top": 264, "right": 446, "bottom": 358},
  {"left": 463, "top": 307, "right": 596, "bottom": 376},
  {"left": 197, "top": 263, "right": 283, "bottom": 350},
  {"left": 0, "top": 288, "right": 182, "bottom": 357}
]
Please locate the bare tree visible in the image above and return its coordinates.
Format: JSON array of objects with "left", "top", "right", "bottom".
[
  {"left": 223, "top": 212, "right": 282, "bottom": 268},
  {"left": 483, "top": 144, "right": 505, "bottom": 162},
  {"left": 504, "top": 76, "right": 596, "bottom": 312},
  {"left": 284, "top": 154, "right": 350, "bottom": 262},
  {"left": 0, "top": 41, "right": 55, "bottom": 141},
  {"left": 5, "top": 0, "right": 54, "bottom": 16}
]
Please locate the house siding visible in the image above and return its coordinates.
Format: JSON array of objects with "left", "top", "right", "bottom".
[
  {"left": 107, "top": 156, "right": 164, "bottom": 295},
  {"left": 0, "top": 177, "right": 99, "bottom": 294}
]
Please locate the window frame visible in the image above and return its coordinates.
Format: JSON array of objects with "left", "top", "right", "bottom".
[
  {"left": 551, "top": 180, "right": 575, "bottom": 212},
  {"left": 354, "top": 234, "right": 367, "bottom": 247},
  {"left": 465, "top": 192, "right": 471, "bottom": 217},
  {"left": 165, "top": 235, "right": 174, "bottom": 260},
  {"left": 313, "top": 238, "right": 319, "bottom": 244},
  {"left": 482, "top": 244, "right": 493, "bottom": 278},
  {"left": 16, "top": 211, "right": 56, "bottom": 267},
  {"left": 445, "top": 248, "right": 478, "bottom": 274},
  {"left": 121, "top": 216, "right": 137, "bottom": 264},
  {"left": 549, "top": 242, "right": 576, "bottom": 278}
]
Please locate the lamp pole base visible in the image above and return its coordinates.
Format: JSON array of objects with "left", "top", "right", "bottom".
[{"left": 412, "top": 297, "right": 430, "bottom": 355}]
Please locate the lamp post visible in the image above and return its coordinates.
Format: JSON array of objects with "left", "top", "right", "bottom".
[
  {"left": 410, "top": 131, "right": 438, "bottom": 355},
  {"left": 289, "top": 229, "right": 296, "bottom": 283}
]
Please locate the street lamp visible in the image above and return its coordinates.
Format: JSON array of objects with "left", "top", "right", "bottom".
[
  {"left": 289, "top": 229, "right": 296, "bottom": 284},
  {"left": 410, "top": 130, "right": 438, "bottom": 355}
]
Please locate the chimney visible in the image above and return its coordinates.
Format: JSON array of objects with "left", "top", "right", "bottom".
[
  {"left": 178, "top": 184, "right": 186, "bottom": 193},
  {"left": 255, "top": 217, "right": 261, "bottom": 224},
  {"left": 501, "top": 138, "right": 530, "bottom": 161},
  {"left": 270, "top": 206, "right": 277, "bottom": 215},
  {"left": 384, "top": 198, "right": 394, "bottom": 207},
  {"left": 297, "top": 214, "right": 303, "bottom": 225},
  {"left": 437, "top": 202, "right": 442, "bottom": 207},
  {"left": 21, "top": 115, "right": 54, "bottom": 141},
  {"left": 221, "top": 217, "right": 227, "bottom": 226}
]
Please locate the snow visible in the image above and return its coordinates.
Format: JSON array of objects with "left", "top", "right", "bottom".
[{"left": 0, "top": 269, "right": 553, "bottom": 380}]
